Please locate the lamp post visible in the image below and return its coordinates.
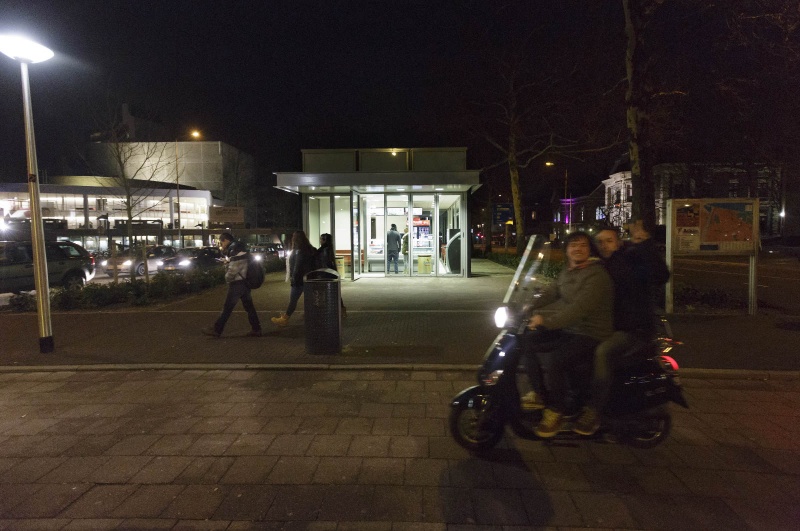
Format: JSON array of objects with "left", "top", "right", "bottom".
[
  {"left": 174, "top": 130, "right": 200, "bottom": 248},
  {"left": 0, "top": 34, "right": 55, "bottom": 353}
]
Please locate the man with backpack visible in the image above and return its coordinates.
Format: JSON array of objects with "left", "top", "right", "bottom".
[{"left": 202, "top": 232, "right": 262, "bottom": 338}]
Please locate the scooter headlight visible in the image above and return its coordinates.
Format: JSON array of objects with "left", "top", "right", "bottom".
[{"left": 494, "top": 307, "right": 509, "bottom": 328}]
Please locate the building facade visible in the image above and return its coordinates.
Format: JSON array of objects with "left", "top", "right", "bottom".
[{"left": 275, "top": 148, "right": 481, "bottom": 278}]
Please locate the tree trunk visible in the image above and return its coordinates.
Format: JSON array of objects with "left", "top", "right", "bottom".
[
  {"left": 508, "top": 134, "right": 526, "bottom": 255},
  {"left": 623, "top": 0, "right": 656, "bottom": 231}
]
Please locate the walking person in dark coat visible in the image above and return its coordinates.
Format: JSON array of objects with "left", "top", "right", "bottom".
[
  {"left": 386, "top": 223, "right": 402, "bottom": 274},
  {"left": 317, "top": 233, "right": 347, "bottom": 317},
  {"left": 272, "top": 230, "right": 317, "bottom": 327},
  {"left": 202, "top": 232, "right": 261, "bottom": 338}
]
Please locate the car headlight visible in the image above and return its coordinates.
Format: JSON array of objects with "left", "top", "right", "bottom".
[
  {"left": 494, "top": 307, "right": 509, "bottom": 328},
  {"left": 100, "top": 260, "right": 108, "bottom": 267},
  {"left": 122, "top": 260, "right": 132, "bottom": 267},
  {"left": 179, "top": 260, "right": 191, "bottom": 266},
  {"left": 253, "top": 255, "right": 262, "bottom": 261},
  {"left": 156, "top": 260, "right": 164, "bottom": 266}
]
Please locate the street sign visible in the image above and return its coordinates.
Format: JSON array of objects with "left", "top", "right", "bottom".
[{"left": 493, "top": 203, "right": 514, "bottom": 225}]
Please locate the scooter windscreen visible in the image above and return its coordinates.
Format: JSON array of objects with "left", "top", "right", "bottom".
[{"left": 497, "top": 235, "right": 555, "bottom": 327}]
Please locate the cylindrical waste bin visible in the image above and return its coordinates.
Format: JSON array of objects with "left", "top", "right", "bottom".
[
  {"left": 303, "top": 268, "right": 341, "bottom": 355},
  {"left": 335, "top": 256, "right": 345, "bottom": 276},
  {"left": 418, "top": 254, "right": 432, "bottom": 275}
]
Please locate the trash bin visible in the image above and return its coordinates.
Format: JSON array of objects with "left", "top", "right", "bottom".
[
  {"left": 335, "top": 256, "right": 345, "bottom": 276},
  {"left": 303, "top": 268, "right": 341, "bottom": 355},
  {"left": 417, "top": 254, "right": 432, "bottom": 275}
]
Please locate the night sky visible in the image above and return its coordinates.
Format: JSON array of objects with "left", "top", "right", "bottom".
[{"left": 1, "top": 1, "right": 623, "bottom": 195}]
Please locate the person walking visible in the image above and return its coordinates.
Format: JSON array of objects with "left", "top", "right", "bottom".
[
  {"left": 272, "top": 230, "right": 317, "bottom": 327},
  {"left": 386, "top": 223, "right": 402, "bottom": 274},
  {"left": 317, "top": 233, "right": 347, "bottom": 318},
  {"left": 202, "top": 232, "right": 261, "bottom": 338}
]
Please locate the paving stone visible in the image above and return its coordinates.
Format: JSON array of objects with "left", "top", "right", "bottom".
[
  {"left": 569, "top": 491, "right": 638, "bottom": 528},
  {"left": 405, "top": 458, "right": 448, "bottom": 486},
  {"left": 373, "top": 485, "right": 426, "bottom": 522},
  {"left": 348, "top": 435, "right": 391, "bottom": 457},
  {"left": 185, "top": 433, "right": 239, "bottom": 456},
  {"left": 103, "top": 434, "right": 160, "bottom": 456},
  {"left": 151, "top": 417, "right": 203, "bottom": 435},
  {"left": 306, "top": 434, "right": 352, "bottom": 457},
  {"left": 61, "top": 518, "right": 125, "bottom": 530},
  {"left": 389, "top": 436, "right": 428, "bottom": 458},
  {"left": 146, "top": 434, "right": 199, "bottom": 455},
  {"left": 0, "top": 518, "right": 70, "bottom": 530},
  {"left": 87, "top": 455, "right": 153, "bottom": 484},
  {"left": 110, "top": 484, "right": 186, "bottom": 519},
  {"left": 60, "top": 484, "right": 137, "bottom": 518},
  {"left": 265, "top": 484, "right": 328, "bottom": 521},
  {"left": 213, "top": 484, "right": 278, "bottom": 521},
  {"left": 161, "top": 485, "right": 230, "bottom": 520},
  {"left": 517, "top": 488, "right": 582, "bottom": 527},
  {"left": 265, "top": 456, "right": 320, "bottom": 484},
  {"left": 470, "top": 487, "right": 530, "bottom": 526},
  {"left": 317, "top": 484, "right": 374, "bottom": 522},
  {"left": 39, "top": 456, "right": 109, "bottom": 483},
  {"left": 312, "top": 456, "right": 362, "bottom": 484},
  {"left": 357, "top": 457, "right": 405, "bottom": 486},
  {"left": 225, "top": 433, "right": 276, "bottom": 455},
  {"left": 336, "top": 418, "right": 375, "bottom": 435},
  {"left": 723, "top": 495, "right": 800, "bottom": 531},
  {"left": 266, "top": 434, "right": 315, "bottom": 455},
  {"left": 0, "top": 484, "right": 44, "bottom": 518},
  {"left": 173, "top": 519, "right": 232, "bottom": 530},
  {"left": 6, "top": 482, "right": 90, "bottom": 518},
  {"left": 174, "top": 456, "right": 235, "bottom": 484},
  {"left": 448, "top": 458, "right": 496, "bottom": 489},
  {"left": 371, "top": 418, "right": 408, "bottom": 436},
  {"left": 3, "top": 418, "right": 61, "bottom": 436},
  {"left": 130, "top": 455, "right": 194, "bottom": 483},
  {"left": 0, "top": 456, "right": 65, "bottom": 483},
  {"left": 420, "top": 486, "right": 473, "bottom": 524},
  {"left": 532, "top": 462, "right": 591, "bottom": 491},
  {"left": 220, "top": 456, "right": 278, "bottom": 484},
  {"left": 407, "top": 418, "right": 445, "bottom": 437}
]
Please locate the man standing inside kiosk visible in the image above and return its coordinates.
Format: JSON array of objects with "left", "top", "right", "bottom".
[{"left": 386, "top": 223, "right": 402, "bottom": 274}]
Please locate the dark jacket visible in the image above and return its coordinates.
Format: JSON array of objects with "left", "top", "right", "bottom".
[
  {"left": 289, "top": 248, "right": 317, "bottom": 286},
  {"left": 604, "top": 238, "right": 670, "bottom": 336},
  {"left": 317, "top": 245, "right": 336, "bottom": 270},
  {"left": 534, "top": 259, "right": 614, "bottom": 342}
]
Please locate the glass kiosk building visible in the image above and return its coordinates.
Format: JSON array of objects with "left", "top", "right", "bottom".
[{"left": 275, "top": 148, "right": 481, "bottom": 279}]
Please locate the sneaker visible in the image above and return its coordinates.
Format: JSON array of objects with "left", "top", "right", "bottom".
[
  {"left": 201, "top": 326, "right": 220, "bottom": 338},
  {"left": 246, "top": 329, "right": 262, "bottom": 337},
  {"left": 271, "top": 314, "right": 289, "bottom": 327},
  {"left": 572, "top": 407, "right": 601, "bottom": 436},
  {"left": 520, "top": 391, "right": 545, "bottom": 410},
  {"left": 534, "top": 408, "right": 564, "bottom": 438}
]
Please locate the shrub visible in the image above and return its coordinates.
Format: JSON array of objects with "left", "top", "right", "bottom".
[
  {"left": 674, "top": 284, "right": 746, "bottom": 311},
  {"left": 7, "top": 292, "right": 36, "bottom": 312}
]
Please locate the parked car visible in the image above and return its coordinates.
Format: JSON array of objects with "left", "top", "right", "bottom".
[
  {"left": 0, "top": 240, "right": 95, "bottom": 294},
  {"left": 101, "top": 245, "right": 176, "bottom": 276},
  {"left": 251, "top": 242, "right": 285, "bottom": 263},
  {"left": 156, "top": 246, "right": 223, "bottom": 273}
]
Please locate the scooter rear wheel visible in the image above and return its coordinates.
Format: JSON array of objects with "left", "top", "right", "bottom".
[
  {"left": 449, "top": 398, "right": 504, "bottom": 452},
  {"left": 624, "top": 407, "right": 672, "bottom": 449}
]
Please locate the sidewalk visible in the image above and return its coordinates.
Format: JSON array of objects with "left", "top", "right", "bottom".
[
  {"left": 0, "top": 366, "right": 796, "bottom": 529},
  {"left": 2, "top": 259, "right": 799, "bottom": 374}
]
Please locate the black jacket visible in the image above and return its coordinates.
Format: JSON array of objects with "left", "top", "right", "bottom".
[
  {"left": 604, "top": 238, "right": 670, "bottom": 337},
  {"left": 289, "top": 248, "right": 317, "bottom": 286}
]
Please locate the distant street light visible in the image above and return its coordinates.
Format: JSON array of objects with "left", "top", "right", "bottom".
[
  {"left": 0, "top": 34, "right": 55, "bottom": 353},
  {"left": 174, "top": 129, "right": 201, "bottom": 248}
]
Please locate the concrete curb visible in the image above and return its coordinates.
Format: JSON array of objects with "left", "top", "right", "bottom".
[{"left": 0, "top": 363, "right": 797, "bottom": 380}]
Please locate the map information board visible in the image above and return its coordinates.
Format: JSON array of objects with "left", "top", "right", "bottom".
[{"left": 668, "top": 198, "right": 758, "bottom": 256}]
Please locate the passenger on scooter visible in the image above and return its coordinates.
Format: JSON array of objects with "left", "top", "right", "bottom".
[
  {"left": 522, "top": 231, "right": 614, "bottom": 438},
  {"left": 572, "top": 221, "right": 671, "bottom": 436}
]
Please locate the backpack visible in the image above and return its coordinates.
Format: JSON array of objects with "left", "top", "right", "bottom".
[{"left": 244, "top": 253, "right": 266, "bottom": 289}]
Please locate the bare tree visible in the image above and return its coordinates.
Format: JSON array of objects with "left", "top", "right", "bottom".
[{"left": 83, "top": 101, "right": 174, "bottom": 269}]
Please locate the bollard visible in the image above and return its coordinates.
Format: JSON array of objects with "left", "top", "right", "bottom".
[{"left": 303, "top": 268, "right": 341, "bottom": 355}]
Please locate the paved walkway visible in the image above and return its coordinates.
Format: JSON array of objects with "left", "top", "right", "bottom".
[
  {"left": 2, "top": 259, "right": 799, "bottom": 374},
  {"left": 0, "top": 367, "right": 797, "bottom": 529}
]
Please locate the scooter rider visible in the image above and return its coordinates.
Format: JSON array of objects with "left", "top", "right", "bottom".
[
  {"left": 523, "top": 231, "right": 614, "bottom": 438},
  {"left": 573, "top": 221, "right": 671, "bottom": 435}
]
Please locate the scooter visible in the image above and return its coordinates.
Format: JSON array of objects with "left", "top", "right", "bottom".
[{"left": 449, "top": 236, "right": 688, "bottom": 453}]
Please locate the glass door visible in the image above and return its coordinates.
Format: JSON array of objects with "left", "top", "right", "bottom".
[
  {"left": 351, "top": 191, "right": 361, "bottom": 279},
  {"left": 386, "top": 194, "right": 409, "bottom": 275},
  {"left": 438, "top": 194, "right": 463, "bottom": 276},
  {"left": 360, "top": 194, "right": 384, "bottom": 275},
  {"left": 410, "top": 195, "right": 435, "bottom": 277}
]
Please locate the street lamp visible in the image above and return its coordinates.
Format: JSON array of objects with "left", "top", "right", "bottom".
[
  {"left": 174, "top": 129, "right": 201, "bottom": 248},
  {"left": 0, "top": 34, "right": 55, "bottom": 353}
]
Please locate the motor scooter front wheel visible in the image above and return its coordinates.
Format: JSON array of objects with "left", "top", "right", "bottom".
[
  {"left": 449, "top": 398, "right": 504, "bottom": 452},
  {"left": 623, "top": 407, "right": 672, "bottom": 449}
]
